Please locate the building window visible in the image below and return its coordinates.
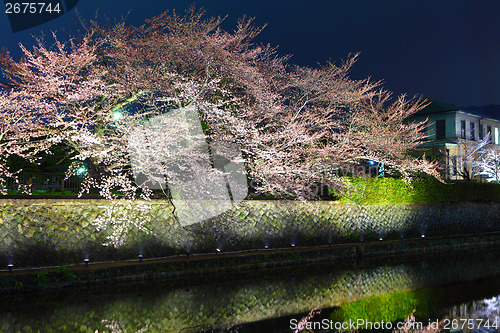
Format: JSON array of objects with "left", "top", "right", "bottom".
[
  {"left": 496, "top": 128, "right": 499, "bottom": 145},
  {"left": 460, "top": 120, "right": 466, "bottom": 139},
  {"left": 470, "top": 122, "right": 475, "bottom": 140},
  {"left": 479, "top": 125, "right": 484, "bottom": 140},
  {"left": 488, "top": 125, "right": 492, "bottom": 139},
  {"left": 451, "top": 156, "right": 457, "bottom": 176},
  {"left": 436, "top": 119, "right": 446, "bottom": 139}
]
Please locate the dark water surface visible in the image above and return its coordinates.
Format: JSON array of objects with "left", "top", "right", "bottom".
[{"left": 1, "top": 248, "right": 500, "bottom": 332}]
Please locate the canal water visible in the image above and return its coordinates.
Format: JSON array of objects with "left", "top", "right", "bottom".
[{"left": 1, "top": 248, "right": 500, "bottom": 332}]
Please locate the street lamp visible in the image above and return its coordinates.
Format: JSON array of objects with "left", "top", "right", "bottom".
[
  {"left": 76, "top": 166, "right": 87, "bottom": 176},
  {"left": 112, "top": 110, "right": 123, "bottom": 120},
  {"left": 368, "top": 160, "right": 384, "bottom": 177}
]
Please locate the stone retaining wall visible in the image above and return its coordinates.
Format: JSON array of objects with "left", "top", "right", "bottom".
[{"left": 1, "top": 199, "right": 499, "bottom": 267}]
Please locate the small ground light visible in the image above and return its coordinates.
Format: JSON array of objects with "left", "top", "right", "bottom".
[
  {"left": 7, "top": 264, "right": 13, "bottom": 272},
  {"left": 421, "top": 234, "right": 425, "bottom": 238},
  {"left": 379, "top": 237, "right": 383, "bottom": 241},
  {"left": 84, "top": 258, "right": 89, "bottom": 267},
  {"left": 291, "top": 243, "right": 295, "bottom": 248},
  {"left": 264, "top": 245, "right": 269, "bottom": 250},
  {"left": 138, "top": 254, "right": 143, "bottom": 262},
  {"left": 216, "top": 248, "right": 221, "bottom": 254}
]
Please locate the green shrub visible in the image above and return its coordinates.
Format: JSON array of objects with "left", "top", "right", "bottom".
[
  {"left": 34, "top": 271, "right": 50, "bottom": 286},
  {"left": 53, "top": 265, "right": 76, "bottom": 282},
  {"left": 337, "top": 177, "right": 500, "bottom": 205}
]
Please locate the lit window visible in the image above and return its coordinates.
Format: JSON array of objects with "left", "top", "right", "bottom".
[
  {"left": 496, "top": 127, "right": 499, "bottom": 144},
  {"left": 460, "top": 120, "right": 466, "bottom": 139}
]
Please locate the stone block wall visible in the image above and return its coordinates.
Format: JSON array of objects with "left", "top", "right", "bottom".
[{"left": 1, "top": 199, "right": 499, "bottom": 267}]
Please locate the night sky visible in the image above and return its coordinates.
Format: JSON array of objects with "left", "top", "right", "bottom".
[{"left": 2, "top": 0, "right": 500, "bottom": 107}]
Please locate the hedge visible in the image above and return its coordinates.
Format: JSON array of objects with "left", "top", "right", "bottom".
[{"left": 337, "top": 177, "right": 500, "bottom": 205}]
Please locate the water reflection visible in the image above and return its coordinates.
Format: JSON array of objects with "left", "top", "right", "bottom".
[
  {"left": 1, "top": 249, "right": 500, "bottom": 332},
  {"left": 441, "top": 296, "right": 500, "bottom": 333}
]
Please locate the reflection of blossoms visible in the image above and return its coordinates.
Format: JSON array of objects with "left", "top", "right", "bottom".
[
  {"left": 95, "top": 319, "right": 153, "bottom": 333},
  {"left": 473, "top": 296, "right": 500, "bottom": 329},
  {"left": 393, "top": 310, "right": 446, "bottom": 333},
  {"left": 293, "top": 307, "right": 321, "bottom": 333}
]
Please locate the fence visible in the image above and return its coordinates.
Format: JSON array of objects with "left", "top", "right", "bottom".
[{"left": 1, "top": 173, "right": 83, "bottom": 193}]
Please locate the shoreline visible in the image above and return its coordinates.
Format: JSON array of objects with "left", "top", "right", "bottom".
[{"left": 2, "top": 230, "right": 500, "bottom": 294}]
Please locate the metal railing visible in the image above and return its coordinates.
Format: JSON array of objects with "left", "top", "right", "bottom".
[{"left": 1, "top": 173, "right": 83, "bottom": 193}]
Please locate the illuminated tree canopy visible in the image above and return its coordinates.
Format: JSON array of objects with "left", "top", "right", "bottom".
[{"left": 0, "top": 9, "right": 438, "bottom": 199}]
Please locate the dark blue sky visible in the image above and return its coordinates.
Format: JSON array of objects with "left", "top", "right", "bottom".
[{"left": 2, "top": 0, "right": 500, "bottom": 107}]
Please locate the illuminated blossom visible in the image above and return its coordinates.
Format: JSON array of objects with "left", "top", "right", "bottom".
[{"left": 0, "top": 10, "right": 439, "bottom": 244}]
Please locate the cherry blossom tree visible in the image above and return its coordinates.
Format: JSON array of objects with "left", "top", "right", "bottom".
[
  {"left": 0, "top": 9, "right": 438, "bottom": 203},
  {"left": 455, "top": 132, "right": 490, "bottom": 181},
  {"left": 0, "top": 88, "right": 54, "bottom": 193},
  {"left": 93, "top": 10, "right": 438, "bottom": 198},
  {"left": 475, "top": 137, "right": 500, "bottom": 182},
  {"left": 0, "top": 30, "right": 133, "bottom": 196}
]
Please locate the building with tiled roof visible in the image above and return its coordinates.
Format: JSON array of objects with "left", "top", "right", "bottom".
[{"left": 407, "top": 99, "right": 500, "bottom": 180}]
